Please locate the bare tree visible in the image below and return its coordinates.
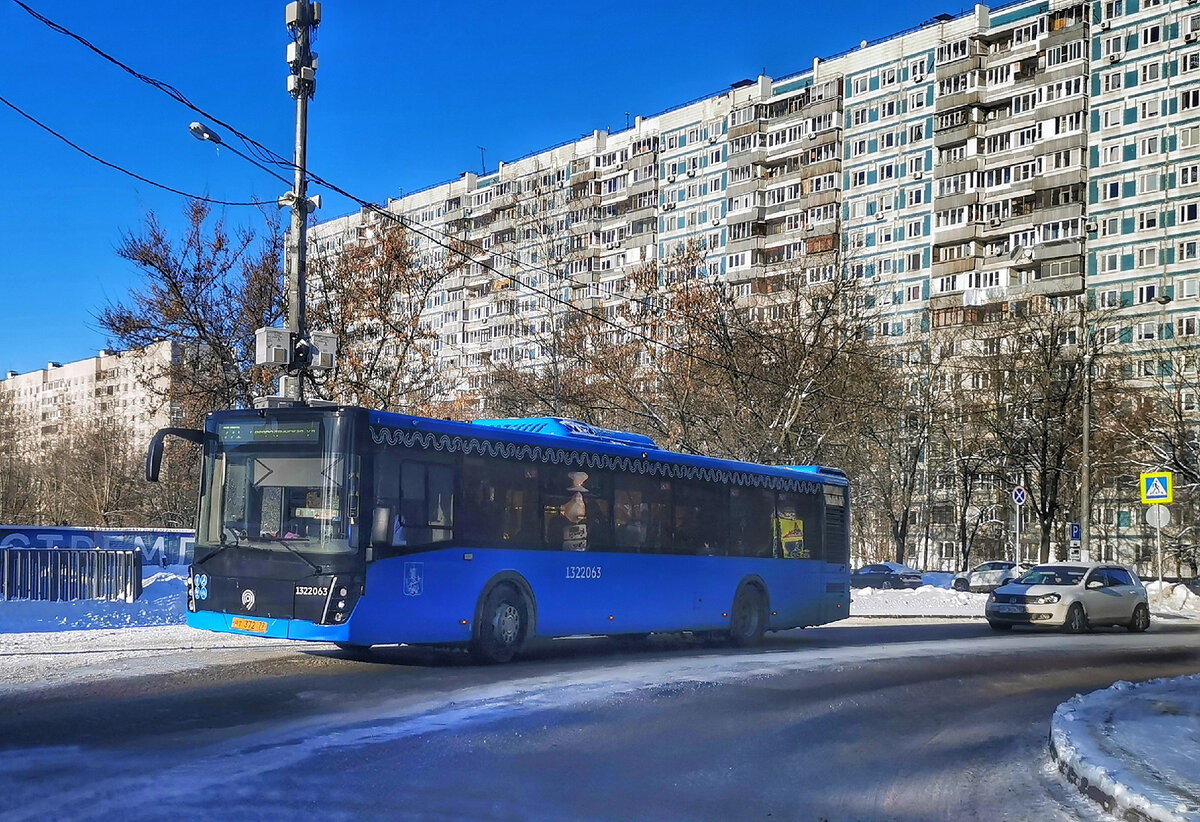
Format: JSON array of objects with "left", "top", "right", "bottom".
[
  {"left": 97, "top": 199, "right": 286, "bottom": 423},
  {"left": 307, "top": 214, "right": 467, "bottom": 412},
  {"left": 0, "top": 390, "right": 37, "bottom": 524}
]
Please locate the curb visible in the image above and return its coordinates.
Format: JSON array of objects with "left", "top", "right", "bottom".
[
  {"left": 1048, "top": 693, "right": 1193, "bottom": 822},
  {"left": 1047, "top": 732, "right": 1176, "bottom": 822}
]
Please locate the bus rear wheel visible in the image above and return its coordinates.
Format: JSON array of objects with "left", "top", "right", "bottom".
[
  {"left": 471, "top": 583, "right": 528, "bottom": 664},
  {"left": 729, "top": 586, "right": 766, "bottom": 646}
]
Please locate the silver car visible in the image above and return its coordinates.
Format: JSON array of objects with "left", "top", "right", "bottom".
[
  {"left": 952, "top": 561, "right": 1027, "bottom": 592},
  {"left": 985, "top": 562, "right": 1150, "bottom": 633}
]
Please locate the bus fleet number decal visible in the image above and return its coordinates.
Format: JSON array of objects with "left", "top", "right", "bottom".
[{"left": 566, "top": 565, "right": 602, "bottom": 580}]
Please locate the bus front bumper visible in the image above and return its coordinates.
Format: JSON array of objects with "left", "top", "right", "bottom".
[{"left": 186, "top": 609, "right": 353, "bottom": 642}]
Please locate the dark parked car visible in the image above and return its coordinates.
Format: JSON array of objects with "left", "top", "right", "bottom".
[{"left": 851, "top": 563, "right": 923, "bottom": 590}]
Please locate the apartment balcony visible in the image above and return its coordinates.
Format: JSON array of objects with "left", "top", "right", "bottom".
[
  {"left": 1043, "top": 21, "right": 1088, "bottom": 51},
  {"left": 801, "top": 157, "right": 841, "bottom": 180},
  {"left": 727, "top": 176, "right": 764, "bottom": 198},
  {"left": 1018, "top": 272, "right": 1084, "bottom": 299},
  {"left": 625, "top": 230, "right": 656, "bottom": 249},
  {"left": 934, "top": 222, "right": 982, "bottom": 245},
  {"left": 939, "top": 88, "right": 984, "bottom": 111},
  {"left": 627, "top": 177, "right": 657, "bottom": 199},
  {"left": 935, "top": 52, "right": 983, "bottom": 79},
  {"left": 570, "top": 165, "right": 597, "bottom": 184},
  {"left": 928, "top": 290, "right": 967, "bottom": 312},
  {"left": 728, "top": 147, "right": 769, "bottom": 166},
  {"left": 933, "top": 190, "right": 980, "bottom": 211},
  {"left": 803, "top": 188, "right": 839, "bottom": 209},
  {"left": 934, "top": 155, "right": 983, "bottom": 180},
  {"left": 809, "top": 127, "right": 842, "bottom": 151},
  {"left": 801, "top": 96, "right": 842, "bottom": 120},
  {"left": 729, "top": 120, "right": 765, "bottom": 140},
  {"left": 1035, "top": 167, "right": 1086, "bottom": 191},
  {"left": 624, "top": 201, "right": 658, "bottom": 221},
  {"left": 931, "top": 256, "right": 977, "bottom": 280},
  {"left": 1034, "top": 240, "right": 1084, "bottom": 262},
  {"left": 727, "top": 206, "right": 765, "bottom": 226},
  {"left": 934, "top": 121, "right": 981, "bottom": 150},
  {"left": 726, "top": 234, "right": 765, "bottom": 255}
]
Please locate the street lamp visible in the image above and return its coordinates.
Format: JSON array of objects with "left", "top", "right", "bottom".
[{"left": 188, "top": 121, "right": 294, "bottom": 187}]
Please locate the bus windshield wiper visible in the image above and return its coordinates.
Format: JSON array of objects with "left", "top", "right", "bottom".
[
  {"left": 195, "top": 527, "right": 241, "bottom": 564},
  {"left": 256, "top": 537, "right": 325, "bottom": 574}
]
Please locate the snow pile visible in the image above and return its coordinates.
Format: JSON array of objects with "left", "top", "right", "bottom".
[
  {"left": 0, "top": 570, "right": 187, "bottom": 632},
  {"left": 1146, "top": 581, "right": 1200, "bottom": 617},
  {"left": 1051, "top": 675, "right": 1200, "bottom": 822},
  {"left": 851, "top": 584, "right": 988, "bottom": 617}
]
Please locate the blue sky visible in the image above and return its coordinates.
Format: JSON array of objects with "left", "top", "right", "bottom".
[{"left": 1, "top": 0, "right": 959, "bottom": 376}]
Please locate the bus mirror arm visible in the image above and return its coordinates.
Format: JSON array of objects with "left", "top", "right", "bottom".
[{"left": 145, "top": 427, "right": 206, "bottom": 482}]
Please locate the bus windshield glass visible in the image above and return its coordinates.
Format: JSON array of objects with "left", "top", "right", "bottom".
[{"left": 198, "top": 415, "right": 354, "bottom": 555}]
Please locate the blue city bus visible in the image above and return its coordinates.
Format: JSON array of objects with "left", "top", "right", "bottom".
[{"left": 147, "top": 406, "right": 850, "bottom": 662}]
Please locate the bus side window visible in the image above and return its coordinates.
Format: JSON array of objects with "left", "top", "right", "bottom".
[
  {"left": 674, "top": 482, "right": 728, "bottom": 556},
  {"left": 730, "top": 487, "right": 774, "bottom": 558},
  {"left": 775, "top": 492, "right": 806, "bottom": 559},
  {"left": 460, "top": 458, "right": 538, "bottom": 547},
  {"left": 775, "top": 491, "right": 824, "bottom": 560},
  {"left": 394, "top": 460, "right": 455, "bottom": 547}
]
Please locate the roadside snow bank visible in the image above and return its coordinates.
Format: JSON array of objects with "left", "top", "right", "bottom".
[
  {"left": 1050, "top": 674, "right": 1200, "bottom": 822},
  {"left": 851, "top": 584, "right": 988, "bottom": 617},
  {"left": 0, "top": 571, "right": 187, "bottom": 632}
]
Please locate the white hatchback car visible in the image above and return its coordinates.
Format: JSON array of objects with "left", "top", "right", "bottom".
[
  {"left": 952, "top": 561, "right": 1027, "bottom": 593},
  {"left": 985, "top": 562, "right": 1150, "bottom": 633}
]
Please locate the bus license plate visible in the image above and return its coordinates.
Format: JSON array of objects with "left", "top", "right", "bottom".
[{"left": 231, "top": 617, "right": 268, "bottom": 633}]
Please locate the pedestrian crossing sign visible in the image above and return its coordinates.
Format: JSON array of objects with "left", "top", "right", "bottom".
[{"left": 1140, "top": 472, "right": 1173, "bottom": 504}]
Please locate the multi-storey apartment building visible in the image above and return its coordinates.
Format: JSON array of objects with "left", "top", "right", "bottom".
[
  {"left": 0, "top": 341, "right": 179, "bottom": 454},
  {"left": 311, "top": 0, "right": 1200, "bottom": 569}
]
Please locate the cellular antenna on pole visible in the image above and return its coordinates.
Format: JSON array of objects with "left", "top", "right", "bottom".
[{"left": 256, "top": 0, "right": 335, "bottom": 406}]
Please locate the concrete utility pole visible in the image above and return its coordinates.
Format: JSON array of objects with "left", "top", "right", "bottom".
[{"left": 281, "top": 0, "right": 320, "bottom": 398}]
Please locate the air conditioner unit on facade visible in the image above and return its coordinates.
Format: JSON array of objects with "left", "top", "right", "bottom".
[
  {"left": 1099, "top": 19, "right": 1110, "bottom": 30},
  {"left": 1086, "top": 220, "right": 1098, "bottom": 232},
  {"left": 989, "top": 218, "right": 1003, "bottom": 227},
  {"left": 668, "top": 174, "right": 676, "bottom": 183},
  {"left": 709, "top": 135, "right": 718, "bottom": 144},
  {"left": 687, "top": 169, "right": 696, "bottom": 177},
  {"left": 1187, "top": 31, "right": 1199, "bottom": 42},
  {"left": 912, "top": 171, "right": 924, "bottom": 180},
  {"left": 1109, "top": 52, "right": 1123, "bottom": 63},
  {"left": 808, "top": 132, "right": 818, "bottom": 140},
  {"left": 713, "top": 218, "right": 721, "bottom": 225},
  {"left": 876, "top": 212, "right": 887, "bottom": 221}
]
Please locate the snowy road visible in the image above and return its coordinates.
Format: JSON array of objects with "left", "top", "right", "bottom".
[{"left": 2, "top": 619, "right": 1200, "bottom": 821}]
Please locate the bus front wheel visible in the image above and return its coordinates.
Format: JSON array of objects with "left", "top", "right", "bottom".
[
  {"left": 471, "top": 583, "right": 528, "bottom": 664},
  {"left": 729, "top": 585, "right": 766, "bottom": 646}
]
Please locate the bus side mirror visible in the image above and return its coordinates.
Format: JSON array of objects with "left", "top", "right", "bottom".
[
  {"left": 145, "top": 427, "right": 205, "bottom": 482},
  {"left": 370, "top": 506, "right": 393, "bottom": 550}
]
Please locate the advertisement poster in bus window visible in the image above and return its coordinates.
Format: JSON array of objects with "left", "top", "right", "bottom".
[{"left": 778, "top": 517, "right": 807, "bottom": 558}]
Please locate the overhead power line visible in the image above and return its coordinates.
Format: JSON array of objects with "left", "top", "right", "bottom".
[{"left": 0, "top": 94, "right": 261, "bottom": 206}]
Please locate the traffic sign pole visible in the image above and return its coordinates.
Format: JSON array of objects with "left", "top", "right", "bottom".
[{"left": 1012, "top": 486, "right": 1027, "bottom": 564}]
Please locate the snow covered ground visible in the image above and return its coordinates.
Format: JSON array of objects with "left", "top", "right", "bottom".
[{"left": 1, "top": 568, "right": 1198, "bottom": 821}]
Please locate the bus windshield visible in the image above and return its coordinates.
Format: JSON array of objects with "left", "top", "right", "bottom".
[{"left": 198, "top": 414, "right": 355, "bottom": 555}]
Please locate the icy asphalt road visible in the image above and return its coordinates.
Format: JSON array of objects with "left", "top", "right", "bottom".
[{"left": 2, "top": 619, "right": 1199, "bottom": 822}]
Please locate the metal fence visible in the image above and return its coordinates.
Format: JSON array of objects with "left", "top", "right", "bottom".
[{"left": 0, "top": 549, "right": 143, "bottom": 603}]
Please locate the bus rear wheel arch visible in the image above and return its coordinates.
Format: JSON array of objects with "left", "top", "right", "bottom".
[
  {"left": 729, "top": 582, "right": 768, "bottom": 646},
  {"left": 470, "top": 579, "right": 533, "bottom": 664}
]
